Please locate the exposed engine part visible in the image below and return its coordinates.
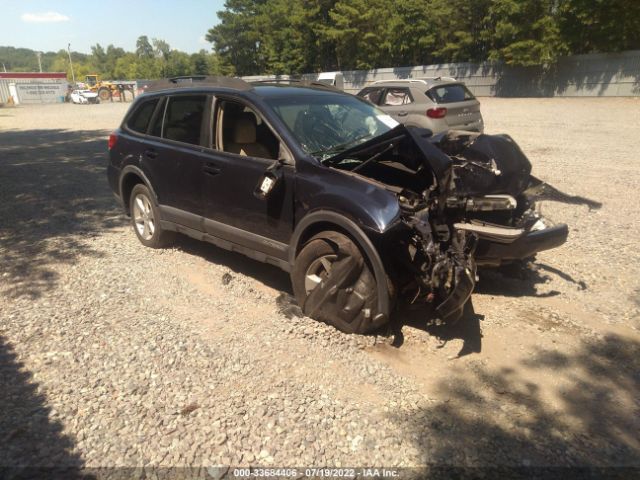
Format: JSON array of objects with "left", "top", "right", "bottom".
[
  {"left": 397, "top": 189, "right": 427, "bottom": 211},
  {"left": 403, "top": 211, "right": 477, "bottom": 321},
  {"left": 454, "top": 221, "right": 524, "bottom": 244},
  {"left": 445, "top": 194, "right": 518, "bottom": 212}
]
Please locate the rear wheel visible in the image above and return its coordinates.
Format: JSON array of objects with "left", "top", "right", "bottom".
[
  {"left": 129, "top": 184, "right": 174, "bottom": 248},
  {"left": 291, "top": 231, "right": 380, "bottom": 334},
  {"left": 98, "top": 88, "right": 111, "bottom": 101}
]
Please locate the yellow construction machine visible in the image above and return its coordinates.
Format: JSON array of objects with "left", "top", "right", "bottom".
[{"left": 84, "top": 75, "right": 137, "bottom": 101}]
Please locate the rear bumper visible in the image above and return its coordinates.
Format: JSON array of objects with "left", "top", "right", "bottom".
[
  {"left": 475, "top": 223, "right": 568, "bottom": 266},
  {"left": 447, "top": 117, "right": 484, "bottom": 133},
  {"left": 107, "top": 164, "right": 125, "bottom": 210}
]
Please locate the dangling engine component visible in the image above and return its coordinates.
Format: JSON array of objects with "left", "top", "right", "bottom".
[{"left": 401, "top": 207, "right": 477, "bottom": 322}]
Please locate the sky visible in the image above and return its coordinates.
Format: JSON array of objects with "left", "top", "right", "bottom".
[{"left": 0, "top": 0, "right": 226, "bottom": 54}]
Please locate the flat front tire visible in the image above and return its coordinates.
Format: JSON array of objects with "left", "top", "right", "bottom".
[
  {"left": 129, "top": 184, "right": 174, "bottom": 248},
  {"left": 291, "top": 231, "right": 381, "bottom": 334}
]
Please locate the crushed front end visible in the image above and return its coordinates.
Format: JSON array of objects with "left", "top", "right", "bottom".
[
  {"left": 428, "top": 130, "right": 592, "bottom": 266},
  {"left": 324, "top": 124, "right": 596, "bottom": 323}
]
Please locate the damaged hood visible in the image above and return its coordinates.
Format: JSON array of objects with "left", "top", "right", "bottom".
[
  {"left": 328, "top": 125, "right": 533, "bottom": 198},
  {"left": 327, "top": 125, "right": 599, "bottom": 211},
  {"left": 325, "top": 124, "right": 453, "bottom": 192}
]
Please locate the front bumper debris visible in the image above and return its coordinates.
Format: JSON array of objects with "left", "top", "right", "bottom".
[{"left": 474, "top": 223, "right": 569, "bottom": 266}]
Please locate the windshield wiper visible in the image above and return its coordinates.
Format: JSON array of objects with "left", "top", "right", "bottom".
[
  {"left": 351, "top": 143, "right": 395, "bottom": 173},
  {"left": 311, "top": 134, "right": 373, "bottom": 161}
]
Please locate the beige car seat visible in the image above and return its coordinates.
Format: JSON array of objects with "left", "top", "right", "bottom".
[{"left": 226, "top": 112, "right": 271, "bottom": 158}]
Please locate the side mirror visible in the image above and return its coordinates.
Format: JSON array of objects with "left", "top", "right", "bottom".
[{"left": 253, "top": 159, "right": 285, "bottom": 200}]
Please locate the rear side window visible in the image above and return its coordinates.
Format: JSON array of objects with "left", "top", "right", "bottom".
[
  {"left": 426, "top": 84, "right": 475, "bottom": 103},
  {"left": 359, "top": 88, "right": 384, "bottom": 105},
  {"left": 382, "top": 88, "right": 413, "bottom": 106},
  {"left": 162, "top": 95, "right": 208, "bottom": 146},
  {"left": 127, "top": 99, "right": 159, "bottom": 134}
]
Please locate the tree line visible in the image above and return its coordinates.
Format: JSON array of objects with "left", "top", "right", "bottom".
[
  {"left": 3, "top": 1, "right": 639, "bottom": 81},
  {"left": 207, "top": 0, "right": 640, "bottom": 75},
  {"left": 0, "top": 37, "right": 224, "bottom": 81}
]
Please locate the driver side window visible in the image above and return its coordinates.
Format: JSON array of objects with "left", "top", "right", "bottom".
[{"left": 215, "top": 100, "right": 279, "bottom": 160}]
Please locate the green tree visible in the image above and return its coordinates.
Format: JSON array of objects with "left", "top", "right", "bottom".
[
  {"left": 90, "top": 44, "right": 107, "bottom": 72},
  {"left": 559, "top": 0, "right": 640, "bottom": 55},
  {"left": 322, "top": 0, "right": 392, "bottom": 70},
  {"left": 165, "top": 50, "right": 191, "bottom": 77},
  {"left": 135, "top": 36, "right": 154, "bottom": 59},
  {"left": 113, "top": 53, "right": 138, "bottom": 79},
  {"left": 190, "top": 50, "right": 210, "bottom": 75},
  {"left": 206, "top": 0, "right": 270, "bottom": 75},
  {"left": 258, "top": 0, "right": 309, "bottom": 74},
  {"left": 293, "top": 0, "right": 339, "bottom": 72},
  {"left": 483, "top": 0, "right": 566, "bottom": 66},
  {"left": 152, "top": 39, "right": 171, "bottom": 60},
  {"left": 425, "top": 0, "right": 492, "bottom": 63}
]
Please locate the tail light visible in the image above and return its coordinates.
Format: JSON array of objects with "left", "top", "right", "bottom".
[
  {"left": 108, "top": 132, "right": 118, "bottom": 150},
  {"left": 427, "top": 107, "right": 447, "bottom": 119}
]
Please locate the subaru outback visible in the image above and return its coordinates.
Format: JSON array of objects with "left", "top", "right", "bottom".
[{"left": 107, "top": 76, "right": 572, "bottom": 334}]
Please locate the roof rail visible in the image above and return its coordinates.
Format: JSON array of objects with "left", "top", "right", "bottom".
[
  {"left": 372, "top": 76, "right": 458, "bottom": 85},
  {"left": 249, "top": 79, "right": 339, "bottom": 90},
  {"left": 373, "top": 79, "right": 429, "bottom": 85},
  {"left": 145, "top": 75, "right": 253, "bottom": 92}
]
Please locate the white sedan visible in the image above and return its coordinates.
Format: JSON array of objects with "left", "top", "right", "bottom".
[{"left": 70, "top": 89, "right": 100, "bottom": 104}]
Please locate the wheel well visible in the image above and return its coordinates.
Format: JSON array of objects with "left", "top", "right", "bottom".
[
  {"left": 121, "top": 173, "right": 144, "bottom": 214},
  {"left": 295, "top": 221, "right": 352, "bottom": 257},
  {"left": 295, "top": 221, "right": 384, "bottom": 277}
]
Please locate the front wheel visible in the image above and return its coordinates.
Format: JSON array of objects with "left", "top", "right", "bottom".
[
  {"left": 291, "top": 231, "right": 382, "bottom": 334},
  {"left": 129, "top": 184, "right": 174, "bottom": 248}
]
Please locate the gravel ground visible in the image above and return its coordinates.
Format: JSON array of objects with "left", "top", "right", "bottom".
[{"left": 0, "top": 99, "right": 639, "bottom": 477}]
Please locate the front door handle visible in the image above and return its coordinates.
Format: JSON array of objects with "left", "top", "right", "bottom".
[
  {"left": 398, "top": 111, "right": 408, "bottom": 117},
  {"left": 203, "top": 162, "right": 221, "bottom": 176},
  {"left": 144, "top": 149, "right": 158, "bottom": 159}
]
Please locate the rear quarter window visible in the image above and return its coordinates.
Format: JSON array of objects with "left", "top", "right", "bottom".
[
  {"left": 358, "top": 88, "right": 384, "bottom": 105},
  {"left": 127, "top": 99, "right": 159, "bottom": 134},
  {"left": 426, "top": 84, "right": 475, "bottom": 103},
  {"left": 162, "top": 95, "right": 208, "bottom": 146}
]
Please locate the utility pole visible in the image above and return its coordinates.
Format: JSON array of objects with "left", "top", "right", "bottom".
[
  {"left": 36, "top": 52, "right": 42, "bottom": 73},
  {"left": 67, "top": 43, "right": 76, "bottom": 84},
  {"left": 1, "top": 62, "right": 6, "bottom": 72}
]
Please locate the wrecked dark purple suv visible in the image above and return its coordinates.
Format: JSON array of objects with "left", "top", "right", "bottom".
[{"left": 107, "top": 76, "right": 575, "bottom": 334}]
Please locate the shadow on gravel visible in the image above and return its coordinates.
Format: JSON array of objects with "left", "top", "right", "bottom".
[
  {"left": 0, "top": 129, "right": 125, "bottom": 299},
  {"left": 172, "top": 234, "right": 293, "bottom": 294},
  {"left": 475, "top": 261, "right": 588, "bottom": 298},
  {"left": 0, "top": 335, "right": 89, "bottom": 479},
  {"left": 392, "top": 300, "right": 484, "bottom": 358},
  {"left": 389, "top": 333, "right": 640, "bottom": 472}
]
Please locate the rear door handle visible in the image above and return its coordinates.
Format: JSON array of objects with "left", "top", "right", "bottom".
[
  {"left": 203, "top": 162, "right": 221, "bottom": 176},
  {"left": 398, "top": 111, "right": 408, "bottom": 117},
  {"left": 144, "top": 149, "right": 158, "bottom": 159}
]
